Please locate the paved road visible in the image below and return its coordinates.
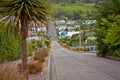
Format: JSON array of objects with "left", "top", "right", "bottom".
[
  {"left": 50, "top": 41, "right": 120, "bottom": 80},
  {"left": 48, "top": 21, "right": 57, "bottom": 41}
]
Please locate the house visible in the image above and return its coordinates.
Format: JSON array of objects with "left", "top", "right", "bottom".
[
  {"left": 83, "top": 43, "right": 96, "bottom": 52},
  {"left": 31, "top": 23, "right": 46, "bottom": 34},
  {"left": 66, "top": 31, "right": 79, "bottom": 37},
  {"left": 84, "top": 20, "right": 96, "bottom": 25}
]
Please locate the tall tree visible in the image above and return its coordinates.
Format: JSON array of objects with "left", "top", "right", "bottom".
[
  {"left": 94, "top": 0, "right": 120, "bottom": 57},
  {"left": 0, "top": 0, "right": 51, "bottom": 80}
]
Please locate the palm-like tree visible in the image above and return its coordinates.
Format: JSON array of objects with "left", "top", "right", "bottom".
[{"left": 0, "top": 0, "right": 51, "bottom": 79}]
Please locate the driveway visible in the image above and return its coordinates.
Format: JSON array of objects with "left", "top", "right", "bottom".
[{"left": 49, "top": 41, "right": 120, "bottom": 80}]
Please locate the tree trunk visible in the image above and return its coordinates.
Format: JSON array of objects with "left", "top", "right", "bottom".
[{"left": 21, "top": 15, "right": 29, "bottom": 80}]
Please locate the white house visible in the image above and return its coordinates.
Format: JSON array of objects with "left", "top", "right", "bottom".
[{"left": 66, "top": 31, "right": 81, "bottom": 37}]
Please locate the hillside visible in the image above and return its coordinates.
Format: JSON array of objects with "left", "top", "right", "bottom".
[
  {"left": 52, "top": 3, "right": 97, "bottom": 20},
  {"left": 53, "top": 3, "right": 95, "bottom": 12},
  {"left": 50, "top": 0, "right": 96, "bottom": 3}
]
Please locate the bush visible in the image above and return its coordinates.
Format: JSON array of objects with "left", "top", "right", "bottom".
[
  {"left": 59, "top": 37, "right": 70, "bottom": 43},
  {"left": 28, "top": 61, "right": 43, "bottom": 74},
  {"left": 66, "top": 46, "right": 71, "bottom": 49},
  {"left": 65, "top": 41, "right": 71, "bottom": 46},
  {"left": 71, "top": 47, "right": 77, "bottom": 51},
  {"left": 31, "top": 39, "right": 37, "bottom": 49},
  {"left": 0, "top": 63, "right": 24, "bottom": 80},
  {"left": 62, "top": 43, "right": 67, "bottom": 47},
  {"left": 43, "top": 48, "right": 50, "bottom": 57},
  {"left": 27, "top": 41, "right": 32, "bottom": 56},
  {"left": 44, "top": 39, "right": 51, "bottom": 48},
  {"left": 71, "top": 46, "right": 84, "bottom": 51},
  {"left": 33, "top": 48, "right": 49, "bottom": 63},
  {"left": 75, "top": 46, "right": 84, "bottom": 51},
  {"left": 86, "top": 39, "right": 96, "bottom": 44},
  {"left": 0, "top": 26, "right": 21, "bottom": 63},
  {"left": 44, "top": 35, "right": 51, "bottom": 48},
  {"left": 33, "top": 48, "right": 45, "bottom": 63},
  {"left": 37, "top": 40, "right": 42, "bottom": 48},
  {"left": 17, "top": 60, "right": 43, "bottom": 74}
]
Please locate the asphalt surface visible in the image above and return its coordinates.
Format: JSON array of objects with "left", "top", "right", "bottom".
[
  {"left": 49, "top": 41, "right": 120, "bottom": 80},
  {"left": 48, "top": 21, "right": 57, "bottom": 41}
]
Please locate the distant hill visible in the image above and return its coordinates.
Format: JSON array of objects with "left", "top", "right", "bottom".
[
  {"left": 52, "top": 3, "right": 97, "bottom": 20},
  {"left": 50, "top": 0, "right": 96, "bottom": 3}
]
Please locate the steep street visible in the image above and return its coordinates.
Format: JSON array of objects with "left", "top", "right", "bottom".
[
  {"left": 50, "top": 41, "right": 120, "bottom": 80},
  {"left": 48, "top": 22, "right": 120, "bottom": 80}
]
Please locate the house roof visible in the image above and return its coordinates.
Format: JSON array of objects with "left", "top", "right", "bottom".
[
  {"left": 32, "top": 23, "right": 45, "bottom": 28},
  {"left": 28, "top": 31, "right": 32, "bottom": 36}
]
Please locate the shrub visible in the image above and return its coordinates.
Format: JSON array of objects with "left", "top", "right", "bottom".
[
  {"left": 37, "top": 40, "right": 42, "bottom": 48},
  {"left": 33, "top": 48, "right": 45, "bottom": 63},
  {"left": 66, "top": 46, "right": 71, "bottom": 49},
  {"left": 62, "top": 43, "right": 67, "bottom": 47},
  {"left": 33, "top": 48, "right": 49, "bottom": 63},
  {"left": 17, "top": 61, "right": 43, "bottom": 74},
  {"left": 65, "top": 41, "right": 71, "bottom": 46},
  {"left": 27, "top": 41, "right": 32, "bottom": 56},
  {"left": 0, "top": 26, "right": 21, "bottom": 63},
  {"left": 86, "top": 39, "right": 96, "bottom": 44},
  {"left": 71, "top": 47, "right": 77, "bottom": 51},
  {"left": 0, "top": 63, "right": 24, "bottom": 80},
  {"left": 28, "top": 61, "right": 43, "bottom": 74},
  {"left": 43, "top": 48, "right": 50, "bottom": 57},
  {"left": 44, "top": 39, "right": 51, "bottom": 48},
  {"left": 71, "top": 46, "right": 84, "bottom": 51},
  {"left": 31, "top": 39, "right": 37, "bottom": 49},
  {"left": 75, "top": 46, "right": 85, "bottom": 51},
  {"left": 44, "top": 35, "right": 51, "bottom": 48}
]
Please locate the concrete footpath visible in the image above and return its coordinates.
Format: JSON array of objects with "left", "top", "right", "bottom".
[{"left": 48, "top": 41, "right": 120, "bottom": 80}]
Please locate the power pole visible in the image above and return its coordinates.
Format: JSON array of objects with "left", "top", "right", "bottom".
[{"left": 78, "top": 20, "right": 82, "bottom": 46}]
